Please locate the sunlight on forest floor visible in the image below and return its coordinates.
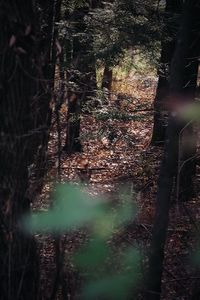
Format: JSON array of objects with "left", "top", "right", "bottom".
[
  {"left": 32, "top": 72, "right": 200, "bottom": 300},
  {"left": 32, "top": 73, "right": 158, "bottom": 299}
]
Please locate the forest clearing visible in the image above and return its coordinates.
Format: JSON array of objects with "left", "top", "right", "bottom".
[{"left": 1, "top": 1, "right": 200, "bottom": 300}]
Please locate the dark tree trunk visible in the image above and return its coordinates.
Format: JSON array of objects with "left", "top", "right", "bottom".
[
  {"left": 0, "top": 2, "right": 43, "bottom": 299},
  {"left": 145, "top": 116, "right": 181, "bottom": 300},
  {"left": 146, "top": 1, "right": 200, "bottom": 299},
  {"left": 91, "top": 0, "right": 103, "bottom": 9},
  {"left": 63, "top": 4, "right": 97, "bottom": 154},
  {"left": 170, "top": 0, "right": 200, "bottom": 202},
  {"left": 34, "top": 0, "right": 62, "bottom": 182},
  {"left": 102, "top": 65, "right": 113, "bottom": 98},
  {"left": 151, "top": 0, "right": 182, "bottom": 145},
  {"left": 65, "top": 92, "right": 83, "bottom": 153}
]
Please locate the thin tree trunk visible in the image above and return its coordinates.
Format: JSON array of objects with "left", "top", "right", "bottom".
[
  {"left": 63, "top": 4, "right": 97, "bottom": 153},
  {"left": 102, "top": 65, "right": 113, "bottom": 101},
  {"left": 102, "top": 65, "right": 113, "bottom": 92},
  {"left": 34, "top": 0, "right": 62, "bottom": 182},
  {"left": 151, "top": 0, "right": 182, "bottom": 145},
  {"left": 170, "top": 0, "right": 200, "bottom": 202},
  {"left": 145, "top": 116, "right": 181, "bottom": 300},
  {"left": 145, "top": 1, "right": 200, "bottom": 299}
]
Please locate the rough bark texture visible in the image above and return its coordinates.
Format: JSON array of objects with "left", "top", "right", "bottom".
[{"left": 0, "top": 1, "right": 57, "bottom": 299}]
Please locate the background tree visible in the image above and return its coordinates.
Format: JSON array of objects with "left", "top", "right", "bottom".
[
  {"left": 62, "top": 0, "right": 97, "bottom": 153},
  {"left": 34, "top": 0, "right": 62, "bottom": 181},
  {"left": 151, "top": 0, "right": 182, "bottom": 145},
  {"left": 61, "top": 0, "right": 161, "bottom": 153}
]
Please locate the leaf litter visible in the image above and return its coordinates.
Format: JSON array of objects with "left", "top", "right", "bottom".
[{"left": 30, "top": 76, "right": 200, "bottom": 300}]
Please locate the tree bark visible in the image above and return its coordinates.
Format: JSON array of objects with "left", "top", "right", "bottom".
[
  {"left": 34, "top": 0, "right": 62, "bottom": 182},
  {"left": 0, "top": 1, "right": 56, "bottom": 299},
  {"left": 63, "top": 3, "right": 97, "bottom": 153},
  {"left": 102, "top": 65, "right": 113, "bottom": 91},
  {"left": 0, "top": 2, "right": 39, "bottom": 299},
  {"left": 102, "top": 65, "right": 113, "bottom": 99},
  {"left": 146, "top": 1, "right": 200, "bottom": 299},
  {"left": 170, "top": 0, "right": 200, "bottom": 202},
  {"left": 145, "top": 116, "right": 181, "bottom": 300},
  {"left": 151, "top": 0, "right": 182, "bottom": 146}
]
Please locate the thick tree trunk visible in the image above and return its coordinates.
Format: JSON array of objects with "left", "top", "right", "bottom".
[
  {"left": 0, "top": 2, "right": 39, "bottom": 299},
  {"left": 146, "top": 1, "right": 200, "bottom": 299},
  {"left": 151, "top": 0, "right": 182, "bottom": 145},
  {"left": 0, "top": 1, "right": 55, "bottom": 299}
]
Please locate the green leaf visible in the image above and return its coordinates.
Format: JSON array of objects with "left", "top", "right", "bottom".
[
  {"left": 80, "top": 246, "right": 140, "bottom": 300},
  {"left": 123, "top": 247, "right": 140, "bottom": 274},
  {"left": 82, "top": 275, "right": 132, "bottom": 300},
  {"left": 191, "top": 246, "right": 200, "bottom": 266},
  {"left": 181, "top": 102, "right": 200, "bottom": 121},
  {"left": 22, "top": 184, "right": 106, "bottom": 233},
  {"left": 73, "top": 237, "right": 110, "bottom": 269}
]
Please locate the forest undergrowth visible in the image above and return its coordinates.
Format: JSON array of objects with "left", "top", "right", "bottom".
[{"left": 33, "top": 75, "right": 200, "bottom": 300}]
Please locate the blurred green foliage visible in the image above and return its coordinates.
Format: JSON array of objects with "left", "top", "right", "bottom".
[
  {"left": 181, "top": 101, "right": 200, "bottom": 121},
  {"left": 23, "top": 184, "right": 106, "bottom": 233},
  {"left": 22, "top": 183, "right": 139, "bottom": 299}
]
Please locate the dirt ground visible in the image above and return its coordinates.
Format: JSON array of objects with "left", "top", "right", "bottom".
[{"left": 33, "top": 76, "right": 200, "bottom": 300}]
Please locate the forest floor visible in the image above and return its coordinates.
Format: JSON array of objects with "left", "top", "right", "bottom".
[{"left": 33, "top": 74, "right": 200, "bottom": 300}]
